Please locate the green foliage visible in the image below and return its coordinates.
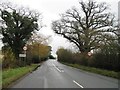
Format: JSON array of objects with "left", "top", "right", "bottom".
[
  {"left": 57, "top": 46, "right": 119, "bottom": 72},
  {"left": 27, "top": 43, "right": 51, "bottom": 63},
  {"left": 0, "top": 50, "right": 3, "bottom": 64},
  {"left": 0, "top": 6, "right": 40, "bottom": 59},
  {"left": 57, "top": 48, "right": 90, "bottom": 66},
  {"left": 0, "top": 71, "right": 2, "bottom": 89},
  {"left": 92, "top": 53, "right": 119, "bottom": 71},
  {"left": 61, "top": 62, "right": 119, "bottom": 79},
  {"left": 90, "top": 41, "right": 119, "bottom": 71},
  {"left": 2, "top": 64, "right": 39, "bottom": 88},
  {"left": 27, "top": 33, "right": 51, "bottom": 63},
  {"left": 57, "top": 48, "right": 73, "bottom": 63},
  {"left": 32, "top": 55, "right": 40, "bottom": 64},
  {"left": 2, "top": 47, "right": 17, "bottom": 69}
]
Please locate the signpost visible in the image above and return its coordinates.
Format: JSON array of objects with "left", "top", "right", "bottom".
[
  {"left": 88, "top": 52, "right": 92, "bottom": 57},
  {"left": 19, "top": 46, "right": 27, "bottom": 66},
  {"left": 19, "top": 54, "right": 26, "bottom": 57},
  {"left": 19, "top": 46, "right": 27, "bottom": 58}
]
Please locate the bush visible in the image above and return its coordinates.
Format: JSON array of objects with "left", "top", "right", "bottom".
[
  {"left": 2, "top": 47, "right": 17, "bottom": 69},
  {"left": 92, "top": 53, "right": 119, "bottom": 71},
  {"left": 56, "top": 47, "right": 119, "bottom": 72},
  {"left": 72, "top": 53, "right": 89, "bottom": 66},
  {"left": 57, "top": 48, "right": 89, "bottom": 65},
  {"left": 32, "top": 55, "right": 40, "bottom": 64},
  {"left": 57, "top": 48, "right": 73, "bottom": 63}
]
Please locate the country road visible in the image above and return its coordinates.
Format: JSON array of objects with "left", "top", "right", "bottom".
[{"left": 11, "top": 59, "right": 118, "bottom": 88}]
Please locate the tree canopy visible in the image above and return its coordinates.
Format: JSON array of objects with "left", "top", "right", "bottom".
[
  {"left": 27, "top": 32, "right": 51, "bottom": 63},
  {"left": 0, "top": 4, "right": 41, "bottom": 58},
  {"left": 52, "top": 0, "right": 118, "bottom": 54}
]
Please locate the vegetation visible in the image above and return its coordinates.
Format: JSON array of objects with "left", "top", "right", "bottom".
[
  {"left": 0, "top": 57, "right": 2, "bottom": 64},
  {"left": 27, "top": 43, "right": 51, "bottom": 63},
  {"left": 61, "top": 62, "right": 118, "bottom": 79},
  {"left": 0, "top": 3, "right": 52, "bottom": 69},
  {"left": 54, "top": 0, "right": 119, "bottom": 78},
  {"left": 0, "top": 51, "right": 3, "bottom": 64},
  {"left": 2, "top": 47, "right": 17, "bottom": 68},
  {"left": 0, "top": 71, "right": 1, "bottom": 89},
  {"left": 2, "top": 64, "right": 39, "bottom": 88},
  {"left": 0, "top": 3, "right": 52, "bottom": 88},
  {"left": 27, "top": 32, "right": 51, "bottom": 64},
  {"left": 0, "top": 0, "right": 119, "bottom": 88},
  {"left": 57, "top": 47, "right": 119, "bottom": 72},
  {"left": 52, "top": 0, "right": 118, "bottom": 56},
  {"left": 0, "top": 3, "right": 41, "bottom": 59}
]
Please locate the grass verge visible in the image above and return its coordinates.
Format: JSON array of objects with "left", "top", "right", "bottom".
[
  {"left": 2, "top": 64, "right": 40, "bottom": 88},
  {"left": 61, "top": 62, "right": 119, "bottom": 79},
  {"left": 0, "top": 71, "right": 2, "bottom": 89}
]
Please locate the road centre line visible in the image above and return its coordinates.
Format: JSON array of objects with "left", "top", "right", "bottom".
[
  {"left": 52, "top": 63, "right": 62, "bottom": 72},
  {"left": 73, "top": 80, "right": 84, "bottom": 88}
]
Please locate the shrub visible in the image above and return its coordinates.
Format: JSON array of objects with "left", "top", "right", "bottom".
[
  {"left": 2, "top": 47, "right": 17, "bottom": 69},
  {"left": 32, "top": 55, "right": 40, "bottom": 64},
  {"left": 56, "top": 47, "right": 119, "bottom": 72},
  {"left": 57, "top": 48, "right": 73, "bottom": 63},
  {"left": 92, "top": 53, "right": 119, "bottom": 71}
]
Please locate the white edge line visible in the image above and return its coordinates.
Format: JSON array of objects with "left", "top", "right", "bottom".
[{"left": 73, "top": 80, "right": 84, "bottom": 88}]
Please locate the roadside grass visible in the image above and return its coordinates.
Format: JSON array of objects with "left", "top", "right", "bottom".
[
  {"left": 0, "top": 71, "right": 2, "bottom": 89},
  {"left": 2, "top": 64, "right": 40, "bottom": 88},
  {"left": 0, "top": 54, "right": 2, "bottom": 89},
  {"left": 61, "top": 62, "right": 119, "bottom": 79},
  {"left": 0, "top": 60, "right": 2, "bottom": 64}
]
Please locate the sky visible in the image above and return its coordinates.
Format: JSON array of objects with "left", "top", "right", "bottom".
[{"left": 0, "top": 0, "right": 119, "bottom": 56}]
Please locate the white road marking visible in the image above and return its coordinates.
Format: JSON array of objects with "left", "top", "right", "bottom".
[
  {"left": 52, "top": 63, "right": 56, "bottom": 67},
  {"left": 61, "top": 70, "right": 64, "bottom": 72},
  {"left": 52, "top": 63, "right": 63, "bottom": 72},
  {"left": 56, "top": 66, "right": 62, "bottom": 72},
  {"left": 73, "top": 80, "right": 84, "bottom": 88},
  {"left": 44, "top": 77, "right": 48, "bottom": 88}
]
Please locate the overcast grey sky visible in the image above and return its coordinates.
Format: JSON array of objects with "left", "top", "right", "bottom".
[{"left": 0, "top": 0, "right": 119, "bottom": 56}]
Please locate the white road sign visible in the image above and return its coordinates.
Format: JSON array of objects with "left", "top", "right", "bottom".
[
  {"left": 19, "top": 54, "right": 26, "bottom": 57},
  {"left": 23, "top": 46, "right": 27, "bottom": 51}
]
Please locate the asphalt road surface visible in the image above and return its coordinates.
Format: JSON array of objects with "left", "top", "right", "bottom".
[{"left": 11, "top": 59, "right": 118, "bottom": 88}]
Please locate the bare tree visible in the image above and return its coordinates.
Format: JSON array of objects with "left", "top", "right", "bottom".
[
  {"left": 27, "top": 31, "right": 51, "bottom": 45},
  {"left": 52, "top": 0, "right": 117, "bottom": 54}
]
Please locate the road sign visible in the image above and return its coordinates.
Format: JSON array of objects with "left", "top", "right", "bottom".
[
  {"left": 19, "top": 54, "right": 26, "bottom": 57},
  {"left": 23, "top": 46, "right": 27, "bottom": 51},
  {"left": 88, "top": 52, "right": 92, "bottom": 56}
]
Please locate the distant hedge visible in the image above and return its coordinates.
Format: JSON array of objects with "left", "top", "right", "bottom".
[{"left": 57, "top": 48, "right": 119, "bottom": 72}]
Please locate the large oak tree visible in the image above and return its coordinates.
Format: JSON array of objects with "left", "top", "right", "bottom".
[
  {"left": 0, "top": 3, "right": 41, "bottom": 59},
  {"left": 52, "top": 0, "right": 117, "bottom": 54}
]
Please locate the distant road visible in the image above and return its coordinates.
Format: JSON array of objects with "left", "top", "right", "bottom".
[{"left": 11, "top": 59, "right": 118, "bottom": 88}]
